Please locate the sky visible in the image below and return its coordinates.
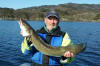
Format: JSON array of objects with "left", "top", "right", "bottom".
[{"left": 0, "top": 0, "right": 100, "bottom": 9}]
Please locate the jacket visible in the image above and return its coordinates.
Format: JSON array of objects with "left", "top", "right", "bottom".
[{"left": 21, "top": 26, "right": 74, "bottom": 65}]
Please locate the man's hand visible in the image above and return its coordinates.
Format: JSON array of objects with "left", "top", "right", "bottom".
[{"left": 64, "top": 51, "right": 74, "bottom": 57}]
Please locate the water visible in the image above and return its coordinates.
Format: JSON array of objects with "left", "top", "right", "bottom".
[{"left": 0, "top": 20, "right": 100, "bottom": 66}]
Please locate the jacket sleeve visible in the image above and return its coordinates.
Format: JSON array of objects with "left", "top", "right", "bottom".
[
  {"left": 60, "top": 32, "right": 74, "bottom": 64},
  {"left": 21, "top": 37, "right": 34, "bottom": 55}
]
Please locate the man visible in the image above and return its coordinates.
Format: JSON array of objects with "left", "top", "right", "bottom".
[{"left": 20, "top": 11, "right": 74, "bottom": 66}]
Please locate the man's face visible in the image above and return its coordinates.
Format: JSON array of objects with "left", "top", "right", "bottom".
[{"left": 44, "top": 16, "right": 59, "bottom": 30}]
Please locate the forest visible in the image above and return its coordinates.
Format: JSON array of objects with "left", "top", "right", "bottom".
[{"left": 0, "top": 3, "right": 100, "bottom": 22}]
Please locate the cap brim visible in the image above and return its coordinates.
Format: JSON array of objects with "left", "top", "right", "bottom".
[{"left": 46, "top": 14, "right": 59, "bottom": 19}]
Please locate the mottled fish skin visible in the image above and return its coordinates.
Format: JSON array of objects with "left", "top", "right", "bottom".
[{"left": 18, "top": 18, "right": 86, "bottom": 57}]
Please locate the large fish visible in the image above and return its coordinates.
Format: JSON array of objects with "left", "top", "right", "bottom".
[{"left": 18, "top": 18, "right": 86, "bottom": 57}]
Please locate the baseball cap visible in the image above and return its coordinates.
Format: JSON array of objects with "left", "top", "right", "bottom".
[{"left": 45, "top": 11, "right": 59, "bottom": 19}]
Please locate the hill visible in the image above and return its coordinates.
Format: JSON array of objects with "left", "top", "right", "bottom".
[{"left": 0, "top": 3, "right": 100, "bottom": 22}]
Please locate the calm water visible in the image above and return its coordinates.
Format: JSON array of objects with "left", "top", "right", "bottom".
[{"left": 0, "top": 20, "right": 100, "bottom": 66}]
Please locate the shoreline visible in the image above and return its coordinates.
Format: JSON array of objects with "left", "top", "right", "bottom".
[{"left": 0, "top": 18, "right": 100, "bottom": 23}]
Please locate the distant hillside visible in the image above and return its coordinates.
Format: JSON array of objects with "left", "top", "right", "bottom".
[
  {"left": 22, "top": 3, "right": 100, "bottom": 11},
  {"left": 0, "top": 3, "right": 100, "bottom": 22}
]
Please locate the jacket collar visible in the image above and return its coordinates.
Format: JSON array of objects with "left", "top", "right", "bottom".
[{"left": 37, "top": 26, "right": 64, "bottom": 36}]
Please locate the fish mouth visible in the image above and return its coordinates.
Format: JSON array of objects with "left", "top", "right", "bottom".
[
  {"left": 18, "top": 18, "right": 30, "bottom": 37},
  {"left": 19, "top": 18, "right": 23, "bottom": 27},
  {"left": 18, "top": 18, "right": 25, "bottom": 30}
]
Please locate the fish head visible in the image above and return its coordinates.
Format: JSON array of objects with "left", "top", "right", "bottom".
[{"left": 18, "top": 18, "right": 32, "bottom": 37}]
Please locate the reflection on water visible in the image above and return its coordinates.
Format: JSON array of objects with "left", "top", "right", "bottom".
[{"left": 0, "top": 20, "right": 100, "bottom": 66}]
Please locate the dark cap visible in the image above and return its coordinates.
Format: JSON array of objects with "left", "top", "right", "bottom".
[{"left": 45, "top": 11, "right": 59, "bottom": 19}]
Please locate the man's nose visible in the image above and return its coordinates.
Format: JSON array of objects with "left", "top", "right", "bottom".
[{"left": 51, "top": 19, "right": 55, "bottom": 23}]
